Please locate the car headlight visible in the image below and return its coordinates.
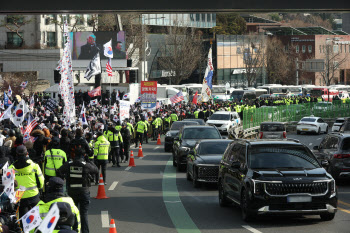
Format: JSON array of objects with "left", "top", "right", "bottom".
[
  {"left": 166, "top": 132, "right": 171, "bottom": 137},
  {"left": 330, "top": 179, "right": 336, "bottom": 197},
  {"left": 252, "top": 179, "right": 265, "bottom": 195},
  {"left": 180, "top": 146, "right": 190, "bottom": 152}
]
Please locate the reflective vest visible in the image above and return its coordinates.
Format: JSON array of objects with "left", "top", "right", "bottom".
[
  {"left": 143, "top": 120, "right": 149, "bottom": 132},
  {"left": 317, "top": 97, "right": 322, "bottom": 102},
  {"left": 44, "top": 149, "right": 67, "bottom": 177},
  {"left": 35, "top": 197, "right": 81, "bottom": 233},
  {"left": 194, "top": 111, "right": 199, "bottom": 118},
  {"left": 126, "top": 123, "right": 134, "bottom": 136},
  {"left": 94, "top": 136, "right": 110, "bottom": 160},
  {"left": 156, "top": 117, "right": 162, "bottom": 128},
  {"left": 105, "top": 130, "right": 123, "bottom": 147},
  {"left": 88, "top": 140, "right": 95, "bottom": 160},
  {"left": 170, "top": 114, "right": 178, "bottom": 122},
  {"left": 9, "top": 159, "right": 44, "bottom": 199},
  {"left": 115, "top": 125, "right": 122, "bottom": 132},
  {"left": 136, "top": 121, "right": 147, "bottom": 133}
]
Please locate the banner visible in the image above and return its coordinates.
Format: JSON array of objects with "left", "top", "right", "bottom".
[
  {"left": 88, "top": 86, "right": 101, "bottom": 97},
  {"left": 201, "top": 48, "right": 214, "bottom": 102},
  {"left": 141, "top": 81, "right": 157, "bottom": 110},
  {"left": 119, "top": 100, "right": 130, "bottom": 123},
  {"left": 44, "top": 98, "right": 58, "bottom": 112}
]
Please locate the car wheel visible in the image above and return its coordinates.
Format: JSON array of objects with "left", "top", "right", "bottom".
[
  {"left": 186, "top": 166, "right": 192, "bottom": 181},
  {"left": 320, "top": 213, "right": 335, "bottom": 221},
  {"left": 241, "top": 189, "right": 255, "bottom": 222},
  {"left": 297, "top": 130, "right": 300, "bottom": 135},
  {"left": 317, "top": 127, "right": 321, "bottom": 135},
  {"left": 325, "top": 127, "right": 328, "bottom": 134},
  {"left": 173, "top": 155, "right": 177, "bottom": 167},
  {"left": 218, "top": 180, "right": 229, "bottom": 207},
  {"left": 192, "top": 171, "right": 200, "bottom": 188}
]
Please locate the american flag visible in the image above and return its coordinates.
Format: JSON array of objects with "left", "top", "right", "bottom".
[
  {"left": 170, "top": 91, "right": 184, "bottom": 104},
  {"left": 24, "top": 114, "right": 38, "bottom": 135},
  {"left": 106, "top": 58, "right": 113, "bottom": 76}
]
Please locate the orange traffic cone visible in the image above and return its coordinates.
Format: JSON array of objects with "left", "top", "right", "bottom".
[
  {"left": 109, "top": 219, "right": 117, "bottom": 233},
  {"left": 128, "top": 150, "right": 136, "bottom": 167},
  {"left": 94, "top": 173, "right": 109, "bottom": 199},
  {"left": 138, "top": 143, "right": 144, "bottom": 158},
  {"left": 157, "top": 134, "right": 162, "bottom": 145}
]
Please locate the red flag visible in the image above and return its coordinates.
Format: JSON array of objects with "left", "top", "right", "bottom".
[
  {"left": 88, "top": 86, "right": 101, "bottom": 97},
  {"left": 192, "top": 91, "right": 198, "bottom": 104}
]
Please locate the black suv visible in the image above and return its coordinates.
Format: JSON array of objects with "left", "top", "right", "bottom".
[
  {"left": 313, "top": 133, "right": 350, "bottom": 180},
  {"left": 218, "top": 139, "right": 337, "bottom": 221},
  {"left": 173, "top": 125, "right": 222, "bottom": 171}
]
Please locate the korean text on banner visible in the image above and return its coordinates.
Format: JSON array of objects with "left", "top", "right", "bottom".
[
  {"left": 141, "top": 81, "right": 157, "bottom": 110},
  {"left": 119, "top": 100, "right": 130, "bottom": 123}
]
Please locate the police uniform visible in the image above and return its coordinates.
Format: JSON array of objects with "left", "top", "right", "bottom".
[
  {"left": 105, "top": 128, "right": 123, "bottom": 167},
  {"left": 44, "top": 148, "right": 67, "bottom": 180},
  {"left": 143, "top": 120, "right": 150, "bottom": 143},
  {"left": 93, "top": 135, "right": 110, "bottom": 183},
  {"left": 135, "top": 120, "right": 147, "bottom": 147}
]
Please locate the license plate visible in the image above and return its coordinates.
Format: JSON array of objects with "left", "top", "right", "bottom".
[
  {"left": 302, "top": 128, "right": 308, "bottom": 131},
  {"left": 287, "top": 196, "right": 312, "bottom": 203}
]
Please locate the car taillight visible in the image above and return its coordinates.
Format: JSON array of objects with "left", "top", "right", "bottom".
[
  {"left": 334, "top": 154, "right": 350, "bottom": 159},
  {"left": 259, "top": 132, "right": 263, "bottom": 139},
  {"left": 283, "top": 131, "right": 287, "bottom": 138}
]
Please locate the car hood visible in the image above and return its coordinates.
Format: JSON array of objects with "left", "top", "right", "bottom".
[
  {"left": 167, "top": 130, "right": 179, "bottom": 137},
  {"left": 251, "top": 168, "right": 331, "bottom": 181},
  {"left": 196, "top": 155, "right": 222, "bottom": 165}
]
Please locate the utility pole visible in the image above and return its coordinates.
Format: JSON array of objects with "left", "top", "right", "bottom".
[{"left": 296, "top": 58, "right": 299, "bottom": 85}]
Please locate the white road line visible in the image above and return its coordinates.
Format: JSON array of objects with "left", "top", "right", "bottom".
[
  {"left": 309, "top": 143, "right": 313, "bottom": 146},
  {"left": 125, "top": 166, "right": 132, "bottom": 171},
  {"left": 139, "top": 155, "right": 146, "bottom": 159},
  {"left": 101, "top": 211, "right": 109, "bottom": 228},
  {"left": 108, "top": 181, "right": 118, "bottom": 191},
  {"left": 317, "top": 138, "right": 322, "bottom": 140},
  {"left": 154, "top": 146, "right": 161, "bottom": 150},
  {"left": 242, "top": 225, "right": 262, "bottom": 233}
]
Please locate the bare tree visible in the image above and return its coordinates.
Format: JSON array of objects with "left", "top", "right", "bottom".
[
  {"left": 240, "top": 34, "right": 266, "bottom": 87},
  {"left": 158, "top": 23, "right": 203, "bottom": 85},
  {"left": 0, "top": 15, "right": 32, "bottom": 47},
  {"left": 53, "top": 15, "right": 92, "bottom": 32},
  {"left": 266, "top": 37, "right": 288, "bottom": 84},
  {"left": 319, "top": 42, "right": 348, "bottom": 86}
]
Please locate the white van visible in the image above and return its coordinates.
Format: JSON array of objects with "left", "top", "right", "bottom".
[{"left": 206, "top": 111, "right": 241, "bottom": 134}]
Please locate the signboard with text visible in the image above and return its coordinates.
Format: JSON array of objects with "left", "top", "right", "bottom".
[
  {"left": 119, "top": 100, "right": 130, "bottom": 123},
  {"left": 141, "top": 81, "right": 157, "bottom": 110}
]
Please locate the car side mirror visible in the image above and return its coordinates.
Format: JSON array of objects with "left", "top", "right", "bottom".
[
  {"left": 321, "top": 160, "right": 329, "bottom": 167},
  {"left": 313, "top": 145, "right": 319, "bottom": 150},
  {"left": 231, "top": 161, "right": 241, "bottom": 169}
]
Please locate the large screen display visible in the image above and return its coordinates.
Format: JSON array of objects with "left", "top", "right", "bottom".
[{"left": 69, "top": 31, "right": 126, "bottom": 60}]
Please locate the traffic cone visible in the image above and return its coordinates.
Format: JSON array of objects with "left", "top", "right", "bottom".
[
  {"left": 94, "top": 174, "right": 109, "bottom": 199},
  {"left": 138, "top": 143, "right": 144, "bottom": 158},
  {"left": 109, "top": 219, "right": 117, "bottom": 233},
  {"left": 157, "top": 134, "right": 162, "bottom": 145},
  {"left": 128, "top": 150, "right": 136, "bottom": 167}
]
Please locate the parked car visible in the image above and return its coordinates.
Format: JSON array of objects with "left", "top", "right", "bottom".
[
  {"left": 340, "top": 119, "right": 350, "bottom": 133},
  {"left": 332, "top": 117, "right": 349, "bottom": 132},
  {"left": 297, "top": 116, "right": 329, "bottom": 135},
  {"left": 259, "top": 122, "right": 286, "bottom": 139},
  {"left": 313, "top": 132, "right": 350, "bottom": 180},
  {"left": 218, "top": 139, "right": 337, "bottom": 221},
  {"left": 186, "top": 139, "right": 232, "bottom": 188},
  {"left": 164, "top": 121, "right": 199, "bottom": 152},
  {"left": 182, "top": 118, "right": 206, "bottom": 125},
  {"left": 173, "top": 125, "right": 222, "bottom": 171},
  {"left": 206, "top": 111, "right": 241, "bottom": 134}
]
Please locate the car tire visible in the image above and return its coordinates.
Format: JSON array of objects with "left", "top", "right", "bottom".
[
  {"left": 192, "top": 171, "right": 200, "bottom": 188},
  {"left": 297, "top": 130, "right": 300, "bottom": 135},
  {"left": 186, "top": 166, "right": 192, "bottom": 181},
  {"left": 241, "top": 188, "right": 255, "bottom": 222},
  {"left": 173, "top": 155, "right": 177, "bottom": 167},
  {"left": 317, "top": 127, "right": 321, "bottom": 135},
  {"left": 325, "top": 127, "right": 328, "bottom": 134},
  {"left": 320, "top": 213, "right": 335, "bottom": 221},
  {"left": 218, "top": 180, "right": 229, "bottom": 207}
]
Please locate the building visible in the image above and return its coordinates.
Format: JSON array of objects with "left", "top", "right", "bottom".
[{"left": 342, "top": 13, "right": 350, "bottom": 34}]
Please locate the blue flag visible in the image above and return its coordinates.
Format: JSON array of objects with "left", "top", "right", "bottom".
[{"left": 4, "top": 92, "right": 12, "bottom": 107}]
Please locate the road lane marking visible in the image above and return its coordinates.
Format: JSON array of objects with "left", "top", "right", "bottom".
[
  {"left": 317, "top": 138, "right": 322, "bottom": 140},
  {"left": 162, "top": 158, "right": 201, "bottom": 233},
  {"left": 108, "top": 181, "right": 118, "bottom": 191},
  {"left": 339, "top": 200, "right": 350, "bottom": 208},
  {"left": 338, "top": 207, "right": 350, "bottom": 214},
  {"left": 101, "top": 211, "right": 109, "bottom": 228},
  {"left": 309, "top": 143, "right": 312, "bottom": 146},
  {"left": 242, "top": 225, "right": 262, "bottom": 233},
  {"left": 154, "top": 146, "right": 161, "bottom": 150},
  {"left": 125, "top": 166, "right": 132, "bottom": 171}
]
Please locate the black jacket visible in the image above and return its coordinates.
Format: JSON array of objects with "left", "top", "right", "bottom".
[
  {"left": 69, "top": 136, "right": 92, "bottom": 159},
  {"left": 120, "top": 127, "right": 131, "bottom": 144},
  {"left": 60, "top": 136, "right": 71, "bottom": 156}
]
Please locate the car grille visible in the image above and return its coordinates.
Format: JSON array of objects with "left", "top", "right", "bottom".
[
  {"left": 197, "top": 166, "right": 219, "bottom": 182},
  {"left": 269, "top": 203, "right": 326, "bottom": 211},
  {"left": 208, "top": 123, "right": 223, "bottom": 127},
  {"left": 265, "top": 182, "right": 328, "bottom": 196}
]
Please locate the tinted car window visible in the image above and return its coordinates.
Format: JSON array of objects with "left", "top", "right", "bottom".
[
  {"left": 170, "top": 121, "right": 198, "bottom": 130},
  {"left": 317, "top": 119, "right": 325, "bottom": 123},
  {"left": 210, "top": 114, "right": 230, "bottom": 120},
  {"left": 249, "top": 145, "right": 320, "bottom": 169},
  {"left": 261, "top": 124, "right": 285, "bottom": 131},
  {"left": 342, "top": 138, "right": 350, "bottom": 151},
  {"left": 301, "top": 118, "right": 316, "bottom": 122},
  {"left": 335, "top": 119, "right": 345, "bottom": 124},
  {"left": 199, "top": 141, "right": 231, "bottom": 155},
  {"left": 182, "top": 128, "right": 221, "bottom": 140}
]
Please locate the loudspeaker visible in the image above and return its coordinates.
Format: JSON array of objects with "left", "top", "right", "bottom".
[{"left": 54, "top": 70, "right": 61, "bottom": 83}]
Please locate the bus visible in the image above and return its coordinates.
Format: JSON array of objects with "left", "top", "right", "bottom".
[{"left": 230, "top": 89, "right": 256, "bottom": 101}]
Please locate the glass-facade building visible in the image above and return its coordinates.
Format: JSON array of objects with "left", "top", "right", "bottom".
[{"left": 142, "top": 14, "right": 216, "bottom": 28}]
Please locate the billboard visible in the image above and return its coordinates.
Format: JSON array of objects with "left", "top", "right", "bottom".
[
  {"left": 141, "top": 81, "right": 157, "bottom": 110},
  {"left": 69, "top": 31, "right": 126, "bottom": 60}
]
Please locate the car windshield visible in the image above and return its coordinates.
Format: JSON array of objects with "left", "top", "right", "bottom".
[
  {"left": 249, "top": 145, "right": 320, "bottom": 169},
  {"left": 230, "top": 91, "right": 244, "bottom": 100},
  {"left": 199, "top": 141, "right": 231, "bottom": 155},
  {"left": 342, "top": 138, "right": 350, "bottom": 151},
  {"left": 171, "top": 121, "right": 198, "bottom": 130},
  {"left": 209, "top": 114, "right": 230, "bottom": 121},
  {"left": 260, "top": 124, "right": 285, "bottom": 131},
  {"left": 182, "top": 128, "right": 221, "bottom": 140},
  {"left": 335, "top": 119, "right": 345, "bottom": 124},
  {"left": 301, "top": 118, "right": 316, "bottom": 122}
]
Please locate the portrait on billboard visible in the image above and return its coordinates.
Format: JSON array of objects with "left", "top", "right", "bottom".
[{"left": 69, "top": 31, "right": 126, "bottom": 60}]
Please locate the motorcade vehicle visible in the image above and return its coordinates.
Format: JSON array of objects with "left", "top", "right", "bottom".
[
  {"left": 164, "top": 121, "right": 199, "bottom": 152},
  {"left": 313, "top": 133, "right": 350, "bottom": 180},
  {"left": 186, "top": 139, "right": 232, "bottom": 187},
  {"left": 332, "top": 118, "right": 348, "bottom": 132},
  {"left": 259, "top": 122, "right": 286, "bottom": 139},
  {"left": 297, "top": 116, "right": 329, "bottom": 135},
  {"left": 206, "top": 111, "right": 241, "bottom": 134},
  {"left": 173, "top": 125, "right": 222, "bottom": 171},
  {"left": 218, "top": 139, "right": 337, "bottom": 221}
]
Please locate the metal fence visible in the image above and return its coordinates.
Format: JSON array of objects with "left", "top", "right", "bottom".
[{"left": 243, "top": 101, "right": 350, "bottom": 129}]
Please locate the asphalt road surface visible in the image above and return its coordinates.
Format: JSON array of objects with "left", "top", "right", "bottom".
[{"left": 87, "top": 133, "right": 350, "bottom": 233}]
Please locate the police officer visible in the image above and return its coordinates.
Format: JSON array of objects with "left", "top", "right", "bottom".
[
  {"left": 124, "top": 118, "right": 134, "bottom": 143},
  {"left": 36, "top": 177, "right": 80, "bottom": 233},
  {"left": 44, "top": 137, "right": 67, "bottom": 181},
  {"left": 58, "top": 147, "right": 98, "bottom": 233},
  {"left": 10, "top": 145, "right": 44, "bottom": 218},
  {"left": 170, "top": 111, "right": 178, "bottom": 123},
  {"left": 142, "top": 116, "right": 150, "bottom": 144},
  {"left": 105, "top": 124, "right": 123, "bottom": 167},
  {"left": 120, "top": 122, "right": 131, "bottom": 163},
  {"left": 134, "top": 119, "right": 146, "bottom": 148},
  {"left": 93, "top": 132, "right": 110, "bottom": 184}
]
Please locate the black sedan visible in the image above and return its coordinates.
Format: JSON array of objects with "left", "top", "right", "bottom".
[
  {"left": 164, "top": 121, "right": 199, "bottom": 152},
  {"left": 186, "top": 139, "right": 232, "bottom": 188}
]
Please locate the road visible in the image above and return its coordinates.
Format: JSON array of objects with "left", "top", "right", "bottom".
[{"left": 87, "top": 133, "right": 350, "bottom": 233}]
